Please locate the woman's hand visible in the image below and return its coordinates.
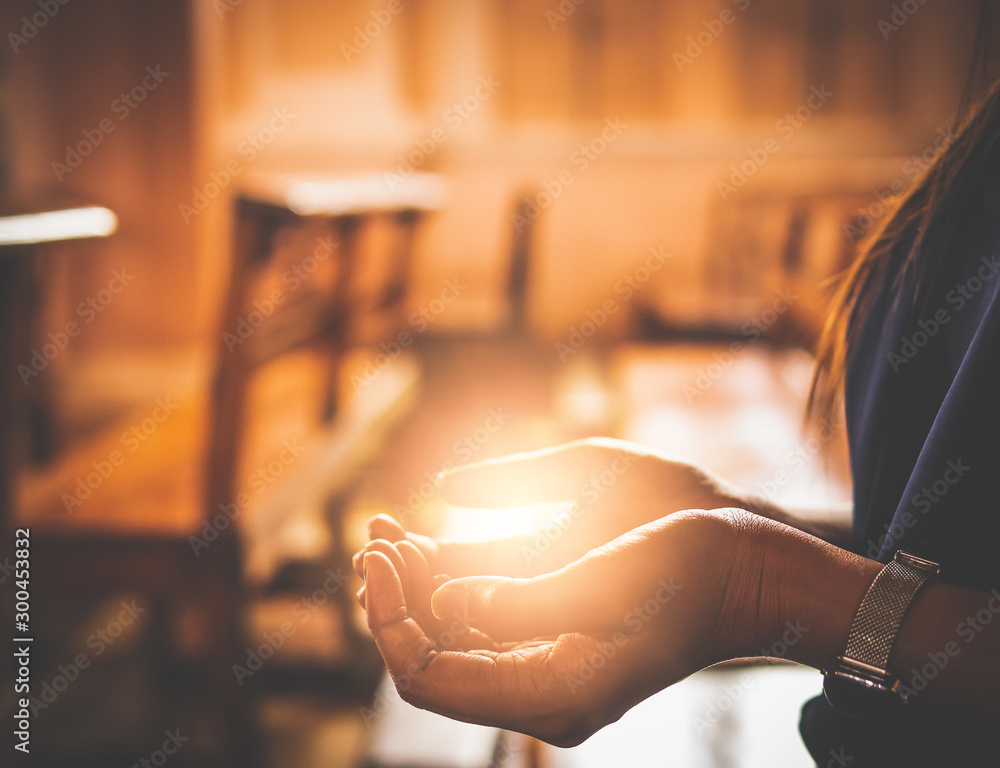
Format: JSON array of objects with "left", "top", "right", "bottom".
[{"left": 361, "top": 508, "right": 765, "bottom": 746}]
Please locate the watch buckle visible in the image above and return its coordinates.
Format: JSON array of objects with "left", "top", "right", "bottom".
[
  {"left": 831, "top": 656, "right": 897, "bottom": 691},
  {"left": 894, "top": 550, "right": 941, "bottom": 576}
]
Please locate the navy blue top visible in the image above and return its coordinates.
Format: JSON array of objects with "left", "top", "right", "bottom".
[{"left": 799, "top": 166, "right": 1000, "bottom": 763}]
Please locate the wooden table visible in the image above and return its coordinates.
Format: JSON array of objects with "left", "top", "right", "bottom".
[{"left": 0, "top": 196, "right": 117, "bottom": 533}]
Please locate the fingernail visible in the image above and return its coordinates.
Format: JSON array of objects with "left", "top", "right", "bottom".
[
  {"left": 363, "top": 552, "right": 371, "bottom": 578},
  {"left": 432, "top": 584, "right": 471, "bottom": 622}
]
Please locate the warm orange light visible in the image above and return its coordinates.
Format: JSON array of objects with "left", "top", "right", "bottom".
[
  {"left": 281, "top": 173, "right": 448, "bottom": 216},
  {"left": 0, "top": 206, "right": 118, "bottom": 246},
  {"left": 439, "top": 502, "right": 575, "bottom": 543}
]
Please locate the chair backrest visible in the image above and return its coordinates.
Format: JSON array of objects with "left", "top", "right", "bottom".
[{"left": 205, "top": 172, "right": 443, "bottom": 582}]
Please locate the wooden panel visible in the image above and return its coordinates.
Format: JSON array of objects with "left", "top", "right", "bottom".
[
  {"left": 267, "top": 0, "right": 362, "bottom": 74},
  {"left": 602, "top": 0, "right": 663, "bottom": 120},
  {"left": 492, "top": 0, "right": 574, "bottom": 121}
]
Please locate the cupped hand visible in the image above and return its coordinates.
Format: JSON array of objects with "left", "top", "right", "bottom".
[{"left": 362, "top": 508, "right": 763, "bottom": 747}]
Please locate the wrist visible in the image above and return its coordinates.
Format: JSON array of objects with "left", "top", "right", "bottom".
[
  {"left": 715, "top": 509, "right": 882, "bottom": 668},
  {"left": 708, "top": 508, "right": 783, "bottom": 661}
]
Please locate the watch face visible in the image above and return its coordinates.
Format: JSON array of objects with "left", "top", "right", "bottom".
[{"left": 823, "top": 669, "right": 906, "bottom": 723}]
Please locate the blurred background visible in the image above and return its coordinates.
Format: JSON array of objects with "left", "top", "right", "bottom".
[{"left": 0, "top": 0, "right": 983, "bottom": 766}]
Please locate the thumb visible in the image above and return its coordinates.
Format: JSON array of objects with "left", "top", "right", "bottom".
[
  {"left": 429, "top": 566, "right": 624, "bottom": 643},
  {"left": 429, "top": 519, "right": 697, "bottom": 643}
]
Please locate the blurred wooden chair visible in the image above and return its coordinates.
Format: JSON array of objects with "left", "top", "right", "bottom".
[
  {"left": 635, "top": 181, "right": 874, "bottom": 347},
  {"left": 210, "top": 173, "right": 444, "bottom": 684}
]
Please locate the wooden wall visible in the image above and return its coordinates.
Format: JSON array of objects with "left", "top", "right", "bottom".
[{"left": 1, "top": 0, "right": 982, "bottom": 359}]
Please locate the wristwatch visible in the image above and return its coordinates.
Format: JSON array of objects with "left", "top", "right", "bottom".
[{"left": 822, "top": 550, "right": 940, "bottom": 722}]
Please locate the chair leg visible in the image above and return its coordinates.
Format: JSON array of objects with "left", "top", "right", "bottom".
[{"left": 198, "top": 540, "right": 263, "bottom": 768}]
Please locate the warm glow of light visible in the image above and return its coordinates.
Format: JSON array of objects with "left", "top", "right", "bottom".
[
  {"left": 0, "top": 206, "right": 118, "bottom": 246},
  {"left": 555, "top": 355, "right": 614, "bottom": 428},
  {"left": 439, "top": 502, "right": 576, "bottom": 543},
  {"left": 284, "top": 173, "right": 448, "bottom": 216}
]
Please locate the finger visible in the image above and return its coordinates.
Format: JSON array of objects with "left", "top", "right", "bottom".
[
  {"left": 365, "top": 540, "right": 409, "bottom": 589},
  {"left": 352, "top": 548, "right": 366, "bottom": 578},
  {"left": 354, "top": 513, "right": 408, "bottom": 578},
  {"left": 396, "top": 541, "right": 476, "bottom": 646},
  {"left": 431, "top": 574, "right": 581, "bottom": 642},
  {"left": 364, "top": 552, "right": 412, "bottom": 630},
  {"left": 396, "top": 540, "right": 432, "bottom": 605},
  {"left": 364, "top": 551, "right": 537, "bottom": 725},
  {"left": 368, "top": 514, "right": 406, "bottom": 542},
  {"left": 432, "top": 574, "right": 451, "bottom": 590},
  {"left": 363, "top": 551, "right": 449, "bottom": 692},
  {"left": 438, "top": 438, "right": 641, "bottom": 508},
  {"left": 364, "top": 555, "right": 494, "bottom": 652}
]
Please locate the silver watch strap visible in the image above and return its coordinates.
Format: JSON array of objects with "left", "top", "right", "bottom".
[{"left": 843, "top": 551, "right": 940, "bottom": 670}]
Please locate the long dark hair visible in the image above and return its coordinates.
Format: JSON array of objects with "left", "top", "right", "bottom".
[{"left": 808, "top": 4, "right": 1000, "bottom": 424}]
